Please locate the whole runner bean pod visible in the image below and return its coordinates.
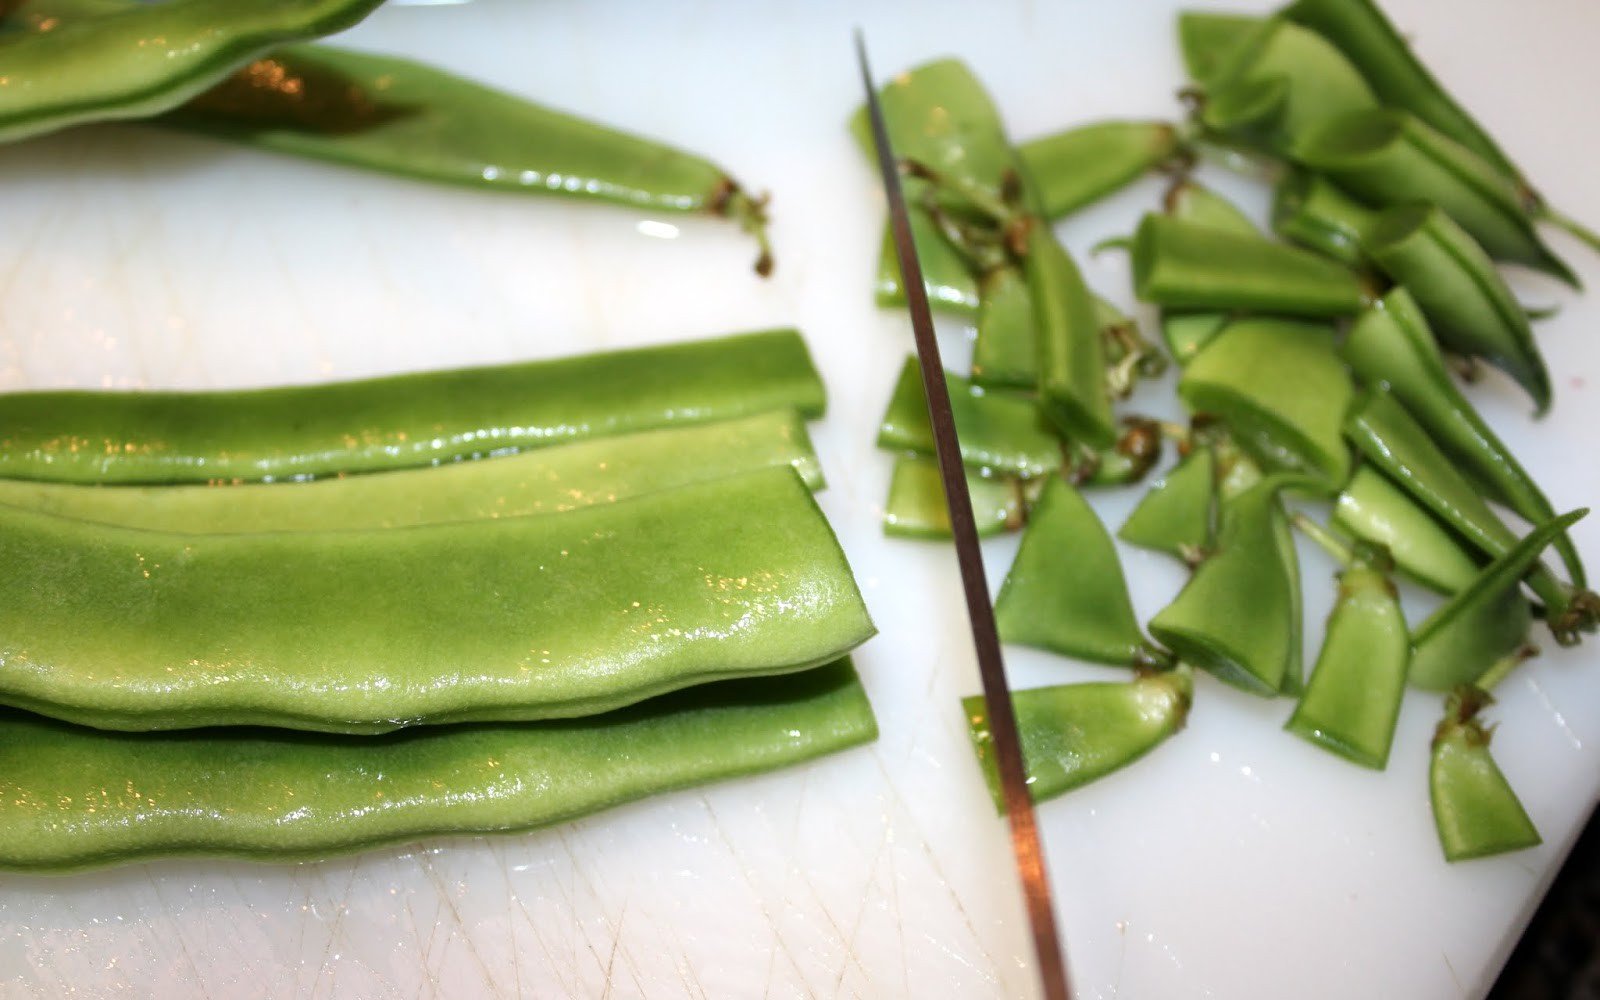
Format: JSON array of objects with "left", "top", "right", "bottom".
[
  {"left": 1132, "top": 214, "right": 1370, "bottom": 318},
  {"left": 1409, "top": 511, "right": 1585, "bottom": 691},
  {"left": 1430, "top": 685, "right": 1541, "bottom": 862},
  {"left": 1272, "top": 169, "right": 1376, "bottom": 267},
  {"left": 1201, "top": 16, "right": 1378, "bottom": 153},
  {"left": 1341, "top": 288, "right": 1582, "bottom": 584},
  {"left": 0, "top": 410, "right": 822, "bottom": 534},
  {"left": 1333, "top": 466, "right": 1479, "bottom": 595},
  {"left": 1149, "top": 476, "right": 1305, "bottom": 696},
  {"left": 883, "top": 453, "right": 1027, "bottom": 539},
  {"left": 1179, "top": 317, "right": 1354, "bottom": 490},
  {"left": 993, "top": 478, "right": 1155, "bottom": 667},
  {"left": 0, "top": 467, "right": 875, "bottom": 733},
  {"left": 1294, "top": 109, "right": 1576, "bottom": 285},
  {"left": 964, "top": 667, "right": 1193, "bottom": 809},
  {"left": 0, "top": 328, "right": 823, "bottom": 485},
  {"left": 1024, "top": 223, "right": 1116, "bottom": 449},
  {"left": 1285, "top": 540, "right": 1408, "bottom": 769},
  {"left": 1345, "top": 390, "right": 1596, "bottom": 643},
  {"left": 165, "top": 45, "right": 775, "bottom": 273},
  {"left": 1018, "top": 120, "right": 1183, "bottom": 221},
  {"left": 0, "top": 0, "right": 384, "bottom": 143},
  {"left": 0, "top": 658, "right": 876, "bottom": 872},
  {"left": 1119, "top": 445, "right": 1216, "bottom": 566},
  {"left": 1363, "top": 204, "right": 1550, "bottom": 413},
  {"left": 877, "top": 358, "right": 1060, "bottom": 478}
]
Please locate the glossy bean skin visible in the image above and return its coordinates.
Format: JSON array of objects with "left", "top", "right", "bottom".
[
  {"left": 1363, "top": 205, "right": 1549, "bottom": 414},
  {"left": 1132, "top": 214, "right": 1370, "bottom": 318},
  {"left": 1019, "top": 120, "right": 1181, "bottom": 220},
  {"left": 0, "top": 410, "right": 822, "bottom": 533},
  {"left": 877, "top": 357, "right": 1060, "bottom": 479},
  {"left": 1025, "top": 223, "right": 1116, "bottom": 449},
  {"left": 1179, "top": 318, "right": 1354, "bottom": 491},
  {"left": 1272, "top": 169, "right": 1376, "bottom": 267},
  {"left": 1295, "top": 110, "right": 1574, "bottom": 285},
  {"left": 0, "top": 329, "right": 822, "bottom": 485},
  {"left": 1409, "top": 511, "right": 1585, "bottom": 691},
  {"left": 0, "top": 0, "right": 383, "bottom": 143},
  {"left": 0, "top": 658, "right": 875, "bottom": 872},
  {"left": 1430, "top": 687, "right": 1540, "bottom": 862},
  {"left": 1333, "top": 466, "right": 1478, "bottom": 595},
  {"left": 165, "top": 45, "right": 773, "bottom": 270},
  {"left": 1282, "top": 0, "right": 1523, "bottom": 188},
  {"left": 963, "top": 667, "right": 1192, "bottom": 809},
  {"left": 1341, "top": 288, "right": 1582, "bottom": 585},
  {"left": 882, "top": 453, "right": 1026, "bottom": 539},
  {"left": 993, "top": 478, "right": 1148, "bottom": 666},
  {"left": 1119, "top": 445, "right": 1216, "bottom": 565},
  {"left": 1149, "top": 477, "right": 1302, "bottom": 696},
  {"left": 0, "top": 468, "right": 875, "bottom": 733},
  {"left": 1285, "top": 543, "right": 1408, "bottom": 768}
]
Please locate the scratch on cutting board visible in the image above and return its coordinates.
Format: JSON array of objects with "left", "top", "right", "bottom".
[
  {"left": 402, "top": 895, "right": 446, "bottom": 999},
  {"left": 417, "top": 846, "right": 500, "bottom": 997},
  {"left": 597, "top": 899, "right": 629, "bottom": 1000},
  {"left": 1442, "top": 950, "right": 1466, "bottom": 996},
  {"left": 554, "top": 827, "right": 626, "bottom": 984},
  {"left": 143, "top": 864, "right": 210, "bottom": 997},
  {"left": 307, "top": 855, "right": 362, "bottom": 999},
  {"left": 699, "top": 793, "right": 813, "bottom": 996}
]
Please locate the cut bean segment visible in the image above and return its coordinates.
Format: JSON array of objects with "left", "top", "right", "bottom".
[
  {"left": 1025, "top": 223, "right": 1116, "bottom": 449},
  {"left": 0, "top": 328, "right": 824, "bottom": 485},
  {"left": 1163, "top": 178, "right": 1259, "bottom": 237},
  {"left": 994, "top": 478, "right": 1152, "bottom": 667},
  {"left": 1132, "top": 214, "right": 1370, "bottom": 318},
  {"left": 1120, "top": 446, "right": 1216, "bottom": 565},
  {"left": 1410, "top": 510, "right": 1586, "bottom": 691},
  {"left": 1272, "top": 169, "right": 1376, "bottom": 267},
  {"left": 0, "top": 410, "right": 822, "bottom": 534},
  {"left": 1161, "top": 312, "right": 1229, "bottom": 367},
  {"left": 1294, "top": 109, "right": 1574, "bottom": 285},
  {"left": 1019, "top": 120, "right": 1182, "bottom": 220},
  {"left": 1286, "top": 541, "right": 1409, "bottom": 768},
  {"left": 877, "top": 358, "right": 1061, "bottom": 478},
  {"left": 1333, "top": 466, "right": 1478, "bottom": 595},
  {"left": 1341, "top": 288, "right": 1582, "bottom": 585},
  {"left": 165, "top": 45, "right": 774, "bottom": 273},
  {"left": 1177, "top": 11, "right": 1264, "bottom": 85},
  {"left": 883, "top": 454, "right": 1027, "bottom": 539},
  {"left": 964, "top": 667, "right": 1193, "bottom": 809},
  {"left": 970, "top": 265, "right": 1037, "bottom": 388},
  {"left": 0, "top": 657, "right": 876, "bottom": 872},
  {"left": 0, "top": 467, "right": 876, "bottom": 733},
  {"left": 1364, "top": 204, "right": 1549, "bottom": 413},
  {"left": 1430, "top": 686, "right": 1540, "bottom": 862},
  {"left": 1180, "top": 318, "right": 1354, "bottom": 490}
]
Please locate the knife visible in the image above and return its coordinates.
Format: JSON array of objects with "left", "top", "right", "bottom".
[{"left": 853, "top": 32, "right": 1073, "bottom": 1000}]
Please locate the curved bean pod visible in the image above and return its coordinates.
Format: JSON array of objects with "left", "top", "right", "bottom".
[
  {"left": 0, "top": 658, "right": 875, "bottom": 872},
  {"left": 0, "top": 467, "right": 875, "bottom": 733},
  {"left": 0, "top": 328, "right": 823, "bottom": 485}
]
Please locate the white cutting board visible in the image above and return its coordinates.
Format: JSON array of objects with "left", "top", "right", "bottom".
[{"left": 1, "top": 1, "right": 1598, "bottom": 996}]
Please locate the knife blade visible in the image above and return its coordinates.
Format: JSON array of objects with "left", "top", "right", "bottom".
[{"left": 852, "top": 32, "right": 1072, "bottom": 1000}]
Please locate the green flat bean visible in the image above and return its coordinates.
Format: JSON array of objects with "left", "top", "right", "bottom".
[
  {"left": 964, "top": 668, "right": 1193, "bottom": 809},
  {"left": 1342, "top": 288, "right": 1581, "bottom": 584},
  {"left": 1363, "top": 204, "right": 1549, "bottom": 414},
  {"left": 1132, "top": 213, "right": 1370, "bottom": 318},
  {"left": 0, "top": 657, "right": 876, "bottom": 872},
  {"left": 1150, "top": 477, "right": 1301, "bottom": 696},
  {"left": 1119, "top": 445, "right": 1216, "bottom": 565},
  {"left": 1333, "top": 466, "right": 1478, "bottom": 595},
  {"left": 1177, "top": 11, "right": 1264, "bottom": 85},
  {"left": 872, "top": 214, "right": 981, "bottom": 315},
  {"left": 1271, "top": 169, "right": 1376, "bottom": 267},
  {"left": 877, "top": 357, "right": 1061, "bottom": 478},
  {"left": 0, "top": 0, "right": 383, "bottom": 143},
  {"left": 1430, "top": 687, "right": 1540, "bottom": 862},
  {"left": 1294, "top": 109, "right": 1575, "bottom": 285},
  {"left": 1409, "top": 511, "right": 1585, "bottom": 691},
  {"left": 1161, "top": 312, "right": 1230, "bottom": 367},
  {"left": 1164, "top": 178, "right": 1260, "bottom": 237},
  {"left": 1018, "top": 120, "right": 1181, "bottom": 220},
  {"left": 994, "top": 478, "right": 1149, "bottom": 667},
  {"left": 165, "top": 45, "right": 774, "bottom": 272},
  {"left": 0, "top": 328, "right": 823, "bottom": 485},
  {"left": 0, "top": 410, "right": 821, "bottom": 533},
  {"left": 1025, "top": 224, "right": 1116, "bottom": 449},
  {"left": 882, "top": 453, "right": 1026, "bottom": 539},
  {"left": 0, "top": 467, "right": 875, "bottom": 733},
  {"left": 1285, "top": 542, "right": 1408, "bottom": 768},
  {"left": 970, "top": 265, "right": 1037, "bottom": 389},
  {"left": 1180, "top": 317, "right": 1354, "bottom": 490}
]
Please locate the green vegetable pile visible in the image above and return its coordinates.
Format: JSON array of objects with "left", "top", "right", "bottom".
[
  {"left": 859, "top": 0, "right": 1596, "bottom": 862},
  {"left": 0, "top": 3, "right": 872, "bottom": 871}
]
